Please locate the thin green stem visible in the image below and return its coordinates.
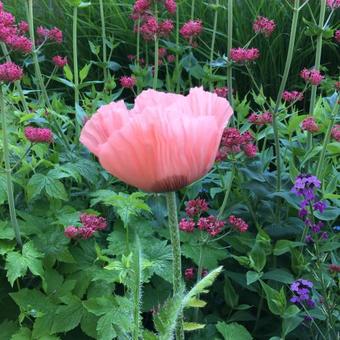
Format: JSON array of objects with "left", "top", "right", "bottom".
[
  {"left": 45, "top": 66, "right": 57, "bottom": 89},
  {"left": 165, "top": 192, "right": 184, "bottom": 340},
  {"left": 209, "top": 1, "right": 219, "bottom": 91},
  {"left": 0, "top": 86, "right": 22, "bottom": 247},
  {"left": 191, "top": 0, "right": 195, "bottom": 19},
  {"left": 272, "top": 0, "right": 300, "bottom": 195},
  {"left": 0, "top": 43, "right": 29, "bottom": 114},
  {"left": 153, "top": 38, "right": 159, "bottom": 90},
  {"left": 217, "top": 163, "right": 235, "bottom": 219},
  {"left": 307, "top": 0, "right": 326, "bottom": 150},
  {"left": 27, "top": 0, "right": 50, "bottom": 107},
  {"left": 73, "top": 6, "right": 79, "bottom": 107},
  {"left": 227, "top": 0, "right": 234, "bottom": 107},
  {"left": 99, "top": 0, "right": 108, "bottom": 83},
  {"left": 316, "top": 96, "right": 339, "bottom": 179},
  {"left": 175, "top": 3, "right": 180, "bottom": 94}
]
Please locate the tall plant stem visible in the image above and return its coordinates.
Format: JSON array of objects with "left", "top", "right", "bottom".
[
  {"left": 0, "top": 87, "right": 22, "bottom": 247},
  {"left": 209, "top": 0, "right": 219, "bottom": 91},
  {"left": 73, "top": 6, "right": 79, "bottom": 107},
  {"left": 307, "top": 0, "right": 326, "bottom": 150},
  {"left": 217, "top": 163, "right": 235, "bottom": 219},
  {"left": 27, "top": 0, "right": 50, "bottom": 107},
  {"left": 272, "top": 0, "right": 300, "bottom": 194},
  {"left": 175, "top": 3, "right": 180, "bottom": 93},
  {"left": 99, "top": 0, "right": 107, "bottom": 83},
  {"left": 152, "top": 3, "right": 159, "bottom": 90},
  {"left": 191, "top": 0, "right": 195, "bottom": 19},
  {"left": 165, "top": 192, "right": 184, "bottom": 340},
  {"left": 316, "top": 96, "right": 339, "bottom": 179},
  {"left": 0, "top": 43, "right": 29, "bottom": 114},
  {"left": 227, "top": 0, "right": 234, "bottom": 107}
]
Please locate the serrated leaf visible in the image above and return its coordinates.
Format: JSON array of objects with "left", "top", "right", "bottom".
[
  {"left": 96, "top": 312, "right": 117, "bottom": 340},
  {"left": 79, "top": 63, "right": 91, "bottom": 83},
  {"left": 185, "top": 298, "right": 207, "bottom": 308},
  {"left": 216, "top": 321, "right": 253, "bottom": 340},
  {"left": 63, "top": 64, "right": 73, "bottom": 82}
]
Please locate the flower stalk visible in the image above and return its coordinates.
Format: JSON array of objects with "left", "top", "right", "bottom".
[
  {"left": 227, "top": 0, "right": 234, "bottom": 106},
  {"left": 72, "top": 6, "right": 79, "bottom": 107},
  {"left": 209, "top": 0, "right": 219, "bottom": 91},
  {"left": 99, "top": 0, "right": 108, "bottom": 83},
  {"left": 165, "top": 191, "right": 184, "bottom": 340},
  {"left": 307, "top": 0, "right": 326, "bottom": 150},
  {"left": 26, "top": 0, "right": 50, "bottom": 107},
  {"left": 272, "top": 0, "right": 300, "bottom": 193},
  {"left": 0, "top": 86, "right": 22, "bottom": 247}
]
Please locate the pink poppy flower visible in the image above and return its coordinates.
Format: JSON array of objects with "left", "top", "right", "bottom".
[{"left": 80, "top": 88, "right": 233, "bottom": 192}]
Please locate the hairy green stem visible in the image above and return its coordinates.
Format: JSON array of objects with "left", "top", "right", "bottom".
[
  {"left": 165, "top": 192, "right": 184, "bottom": 340},
  {"left": 73, "top": 6, "right": 79, "bottom": 107},
  {"left": 0, "top": 43, "right": 29, "bottom": 113},
  {"left": 132, "top": 237, "right": 142, "bottom": 340},
  {"left": 272, "top": 0, "right": 300, "bottom": 194},
  {"left": 27, "top": 0, "right": 50, "bottom": 106},
  {"left": 209, "top": 0, "right": 219, "bottom": 91},
  {"left": 227, "top": 0, "right": 234, "bottom": 107},
  {"left": 0, "top": 87, "right": 22, "bottom": 247},
  {"left": 316, "top": 96, "right": 339, "bottom": 179},
  {"left": 99, "top": 0, "right": 108, "bottom": 83},
  {"left": 307, "top": 0, "right": 326, "bottom": 150}
]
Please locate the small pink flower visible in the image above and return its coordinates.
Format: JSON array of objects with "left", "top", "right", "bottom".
[
  {"left": 300, "top": 68, "right": 324, "bottom": 86},
  {"left": 120, "top": 75, "right": 136, "bottom": 89},
  {"left": 0, "top": 61, "right": 23, "bottom": 83},
  {"left": 329, "top": 264, "right": 340, "bottom": 273},
  {"left": 228, "top": 215, "right": 248, "bottom": 232},
  {"left": 64, "top": 226, "right": 79, "bottom": 239},
  {"left": 48, "top": 27, "right": 63, "bottom": 44},
  {"left": 52, "top": 55, "right": 68, "bottom": 68},
  {"left": 167, "top": 54, "right": 175, "bottom": 63},
  {"left": 214, "top": 87, "right": 229, "bottom": 98},
  {"left": 36, "top": 26, "right": 49, "bottom": 38},
  {"left": 336, "top": 81, "right": 340, "bottom": 91},
  {"left": 185, "top": 198, "right": 209, "bottom": 218},
  {"left": 80, "top": 213, "right": 107, "bottom": 230},
  {"left": 180, "top": 20, "right": 203, "bottom": 40},
  {"left": 335, "top": 30, "right": 340, "bottom": 43},
  {"left": 0, "top": 10, "right": 15, "bottom": 26},
  {"left": 242, "top": 143, "right": 257, "bottom": 158},
  {"left": 248, "top": 112, "right": 273, "bottom": 126},
  {"left": 164, "top": 0, "right": 177, "bottom": 14},
  {"left": 197, "top": 216, "right": 225, "bottom": 236},
  {"left": 301, "top": 117, "right": 319, "bottom": 133},
  {"left": 18, "top": 21, "right": 29, "bottom": 33},
  {"left": 6, "top": 35, "right": 32, "bottom": 53},
  {"left": 127, "top": 54, "right": 135, "bottom": 61},
  {"left": 132, "top": 0, "right": 150, "bottom": 17},
  {"left": 230, "top": 48, "right": 260, "bottom": 63},
  {"left": 24, "top": 126, "right": 53, "bottom": 143},
  {"left": 185, "top": 267, "right": 195, "bottom": 280},
  {"left": 331, "top": 124, "right": 340, "bottom": 141},
  {"left": 282, "top": 90, "right": 304, "bottom": 102},
  {"left": 326, "top": 0, "right": 340, "bottom": 9},
  {"left": 78, "top": 227, "right": 96, "bottom": 239},
  {"left": 158, "top": 47, "right": 167, "bottom": 58},
  {"left": 158, "top": 19, "right": 174, "bottom": 37},
  {"left": 140, "top": 16, "right": 159, "bottom": 40},
  {"left": 253, "top": 16, "right": 276, "bottom": 37},
  {"left": 179, "top": 218, "right": 195, "bottom": 232}
]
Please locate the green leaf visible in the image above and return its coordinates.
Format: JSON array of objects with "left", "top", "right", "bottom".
[
  {"left": 0, "top": 221, "right": 15, "bottom": 240},
  {"left": 282, "top": 315, "right": 303, "bottom": 337},
  {"left": 10, "top": 327, "right": 32, "bottom": 340},
  {"left": 183, "top": 322, "right": 205, "bottom": 331},
  {"left": 52, "top": 296, "right": 84, "bottom": 333},
  {"left": 79, "top": 63, "right": 91, "bottom": 83},
  {"left": 185, "top": 298, "right": 207, "bottom": 308},
  {"left": 0, "top": 173, "right": 7, "bottom": 204},
  {"left": 249, "top": 244, "right": 266, "bottom": 272},
  {"left": 260, "top": 281, "right": 286, "bottom": 316},
  {"left": 273, "top": 240, "right": 304, "bottom": 256},
  {"left": 5, "top": 242, "right": 44, "bottom": 286},
  {"left": 223, "top": 276, "right": 239, "bottom": 308},
  {"left": 246, "top": 271, "right": 262, "bottom": 285},
  {"left": 262, "top": 269, "right": 295, "bottom": 284},
  {"left": 63, "top": 63, "right": 73, "bottom": 81},
  {"left": 96, "top": 312, "right": 117, "bottom": 340},
  {"left": 216, "top": 321, "right": 253, "bottom": 340},
  {"left": 83, "top": 297, "right": 116, "bottom": 316}
]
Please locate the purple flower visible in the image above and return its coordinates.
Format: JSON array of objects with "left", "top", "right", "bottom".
[
  {"left": 290, "top": 279, "right": 315, "bottom": 309},
  {"left": 313, "top": 201, "right": 327, "bottom": 213},
  {"left": 298, "top": 208, "right": 308, "bottom": 218},
  {"left": 292, "top": 174, "right": 321, "bottom": 200},
  {"left": 320, "top": 232, "right": 328, "bottom": 240},
  {"left": 305, "top": 235, "right": 314, "bottom": 243}
]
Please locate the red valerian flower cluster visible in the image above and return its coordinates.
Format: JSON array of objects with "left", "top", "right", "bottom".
[
  {"left": 0, "top": 3, "right": 32, "bottom": 54},
  {"left": 335, "top": 30, "right": 340, "bottom": 43},
  {"left": 120, "top": 76, "right": 136, "bottom": 89},
  {"left": 180, "top": 20, "right": 203, "bottom": 46},
  {"left": 131, "top": 0, "right": 176, "bottom": 41},
  {"left": 36, "top": 26, "right": 63, "bottom": 44},
  {"left": 331, "top": 124, "right": 340, "bottom": 141},
  {"left": 301, "top": 117, "right": 319, "bottom": 133},
  {"left": 184, "top": 267, "right": 208, "bottom": 281},
  {"left": 179, "top": 198, "right": 225, "bottom": 236},
  {"left": 230, "top": 48, "right": 260, "bottom": 63},
  {"left": 253, "top": 16, "right": 276, "bottom": 37},
  {"left": 24, "top": 126, "right": 53, "bottom": 143},
  {"left": 0, "top": 61, "right": 23, "bottom": 83},
  {"left": 248, "top": 111, "right": 273, "bottom": 126},
  {"left": 52, "top": 55, "right": 68, "bottom": 68},
  {"left": 300, "top": 68, "right": 324, "bottom": 86},
  {"left": 228, "top": 215, "right": 248, "bottom": 232},
  {"left": 326, "top": 0, "right": 340, "bottom": 9},
  {"left": 216, "top": 128, "right": 257, "bottom": 161},
  {"left": 282, "top": 90, "right": 304, "bottom": 102},
  {"left": 214, "top": 87, "right": 229, "bottom": 98},
  {"left": 64, "top": 213, "right": 107, "bottom": 240}
]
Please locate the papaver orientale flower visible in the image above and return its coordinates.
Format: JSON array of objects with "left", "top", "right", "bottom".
[{"left": 80, "top": 88, "right": 233, "bottom": 192}]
